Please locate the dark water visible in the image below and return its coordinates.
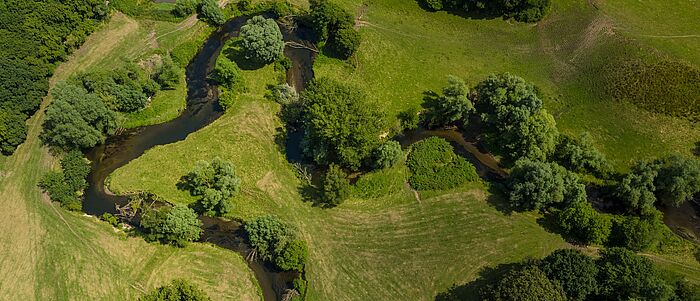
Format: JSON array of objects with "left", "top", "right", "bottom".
[{"left": 83, "top": 16, "right": 316, "bottom": 301}]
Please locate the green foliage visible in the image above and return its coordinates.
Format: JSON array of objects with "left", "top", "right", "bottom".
[
  {"left": 321, "top": 164, "right": 351, "bottom": 206},
  {"left": 475, "top": 73, "right": 558, "bottom": 163},
  {"left": 373, "top": 141, "right": 404, "bottom": 169},
  {"left": 41, "top": 83, "right": 117, "bottom": 150},
  {"left": 422, "top": 0, "right": 550, "bottom": 22},
  {"left": 300, "top": 78, "right": 384, "bottom": 170},
  {"left": 423, "top": 0, "right": 444, "bottom": 11},
  {"left": 140, "top": 279, "right": 211, "bottom": 301},
  {"left": 507, "top": 159, "right": 586, "bottom": 211},
  {"left": 244, "top": 216, "right": 308, "bottom": 271},
  {"left": 609, "top": 211, "right": 664, "bottom": 252},
  {"left": 554, "top": 132, "right": 612, "bottom": 177},
  {"left": 309, "top": 0, "right": 361, "bottom": 59},
  {"left": 158, "top": 55, "right": 182, "bottom": 90},
  {"left": 596, "top": 247, "right": 675, "bottom": 300},
  {"left": 179, "top": 157, "right": 241, "bottom": 217},
  {"left": 74, "top": 65, "right": 157, "bottom": 112},
  {"left": 239, "top": 16, "right": 284, "bottom": 64},
  {"left": 140, "top": 205, "right": 203, "bottom": 247},
  {"left": 398, "top": 106, "right": 420, "bottom": 131},
  {"left": 422, "top": 75, "right": 475, "bottom": 128},
  {"left": 60, "top": 150, "right": 91, "bottom": 193},
  {"left": 197, "top": 0, "right": 226, "bottom": 26},
  {"left": 211, "top": 57, "right": 247, "bottom": 92},
  {"left": 557, "top": 201, "right": 611, "bottom": 245},
  {"left": 540, "top": 249, "right": 598, "bottom": 301},
  {"left": 0, "top": 109, "right": 27, "bottom": 155},
  {"left": 606, "top": 59, "right": 700, "bottom": 122},
  {"left": 173, "top": 0, "right": 200, "bottom": 17},
  {"left": 616, "top": 160, "right": 659, "bottom": 215},
  {"left": 111, "top": 0, "right": 183, "bottom": 21},
  {"left": 407, "top": 137, "right": 478, "bottom": 191},
  {"left": 268, "top": 84, "right": 299, "bottom": 105},
  {"left": 654, "top": 155, "right": 700, "bottom": 208},
  {"left": 0, "top": 58, "right": 49, "bottom": 114},
  {"left": 100, "top": 213, "right": 121, "bottom": 227},
  {"left": 328, "top": 25, "right": 361, "bottom": 59},
  {"left": 482, "top": 264, "right": 567, "bottom": 301},
  {"left": 39, "top": 171, "right": 82, "bottom": 211}
]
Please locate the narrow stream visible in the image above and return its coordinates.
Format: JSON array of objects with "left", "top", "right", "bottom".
[{"left": 83, "top": 16, "right": 315, "bottom": 301}]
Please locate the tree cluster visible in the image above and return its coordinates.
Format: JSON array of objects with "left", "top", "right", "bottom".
[
  {"left": 244, "top": 216, "right": 309, "bottom": 272},
  {"left": 407, "top": 137, "right": 478, "bottom": 191},
  {"left": 39, "top": 151, "right": 91, "bottom": 211},
  {"left": 507, "top": 159, "right": 585, "bottom": 211},
  {"left": 553, "top": 132, "right": 612, "bottom": 177},
  {"left": 140, "top": 205, "right": 203, "bottom": 247},
  {"left": 309, "top": 0, "right": 361, "bottom": 59},
  {"left": 73, "top": 64, "right": 160, "bottom": 112},
  {"left": 300, "top": 77, "right": 384, "bottom": 170},
  {"left": 211, "top": 56, "right": 247, "bottom": 110},
  {"left": 0, "top": 0, "right": 107, "bottom": 155},
  {"left": 197, "top": 0, "right": 226, "bottom": 26},
  {"left": 476, "top": 248, "right": 685, "bottom": 301},
  {"left": 421, "top": 0, "right": 551, "bottom": 22},
  {"left": 179, "top": 157, "right": 241, "bottom": 217},
  {"left": 140, "top": 279, "right": 211, "bottom": 301},
  {"left": 240, "top": 16, "right": 284, "bottom": 64}
]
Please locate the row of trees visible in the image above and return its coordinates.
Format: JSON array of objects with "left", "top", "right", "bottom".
[
  {"left": 0, "top": 0, "right": 107, "bottom": 155},
  {"left": 422, "top": 0, "right": 551, "bottom": 22}
]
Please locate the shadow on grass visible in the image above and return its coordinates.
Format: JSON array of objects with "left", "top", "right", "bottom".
[
  {"left": 414, "top": 0, "right": 503, "bottom": 21},
  {"left": 485, "top": 182, "right": 515, "bottom": 215},
  {"left": 434, "top": 262, "right": 526, "bottom": 301},
  {"left": 222, "top": 40, "right": 268, "bottom": 70}
]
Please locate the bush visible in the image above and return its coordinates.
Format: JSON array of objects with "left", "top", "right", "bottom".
[
  {"left": 101, "top": 213, "right": 120, "bottom": 227},
  {"left": 179, "top": 157, "right": 241, "bottom": 217},
  {"left": 609, "top": 211, "right": 664, "bottom": 251},
  {"left": 407, "top": 137, "right": 478, "bottom": 190},
  {"left": 557, "top": 201, "right": 611, "bottom": 245},
  {"left": 321, "top": 164, "right": 351, "bottom": 206},
  {"left": 616, "top": 160, "right": 659, "bottom": 215},
  {"left": 60, "top": 150, "right": 91, "bottom": 193},
  {"left": 309, "top": 0, "right": 361, "bottom": 59},
  {"left": 422, "top": 75, "right": 474, "bottom": 128},
  {"left": 654, "top": 155, "right": 700, "bottom": 208},
  {"left": 211, "top": 57, "right": 246, "bottom": 91},
  {"left": 554, "top": 132, "right": 612, "bottom": 177},
  {"left": 540, "top": 249, "right": 598, "bottom": 300},
  {"left": 140, "top": 279, "right": 211, "bottom": 301},
  {"left": 398, "top": 106, "right": 420, "bottom": 131},
  {"left": 268, "top": 83, "right": 299, "bottom": 105},
  {"left": 423, "top": 0, "right": 444, "bottom": 11},
  {"left": 373, "top": 141, "right": 403, "bottom": 169},
  {"left": 39, "top": 171, "right": 82, "bottom": 211},
  {"left": 328, "top": 25, "right": 361, "bottom": 59},
  {"left": 197, "top": 0, "right": 225, "bottom": 25},
  {"left": 507, "top": 159, "right": 586, "bottom": 211},
  {"left": 158, "top": 55, "right": 181, "bottom": 90},
  {"left": 245, "top": 216, "right": 308, "bottom": 271},
  {"left": 240, "top": 16, "right": 284, "bottom": 64},
  {"left": 300, "top": 78, "right": 384, "bottom": 170},
  {"left": 173, "top": 0, "right": 199, "bottom": 17},
  {"left": 140, "top": 205, "right": 203, "bottom": 247}
]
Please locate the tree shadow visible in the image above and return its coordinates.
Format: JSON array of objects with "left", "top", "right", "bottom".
[
  {"left": 298, "top": 183, "right": 329, "bottom": 208},
  {"left": 414, "top": 0, "right": 503, "bottom": 21},
  {"left": 485, "top": 182, "right": 515, "bottom": 215},
  {"left": 221, "top": 40, "right": 268, "bottom": 70},
  {"left": 434, "top": 261, "right": 527, "bottom": 301},
  {"left": 694, "top": 141, "right": 700, "bottom": 157}
]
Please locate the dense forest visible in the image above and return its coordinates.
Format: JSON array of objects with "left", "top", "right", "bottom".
[{"left": 0, "top": 0, "right": 107, "bottom": 155}]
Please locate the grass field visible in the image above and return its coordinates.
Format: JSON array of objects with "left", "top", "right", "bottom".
[{"left": 0, "top": 12, "right": 261, "bottom": 301}]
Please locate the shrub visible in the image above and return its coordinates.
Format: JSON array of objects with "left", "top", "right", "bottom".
[
  {"left": 101, "top": 213, "right": 120, "bottom": 227},
  {"left": 240, "top": 16, "right": 284, "bottom": 64},
  {"left": 423, "top": 0, "right": 444, "bottom": 11},
  {"left": 507, "top": 159, "right": 586, "bottom": 211},
  {"left": 157, "top": 55, "right": 181, "bottom": 90},
  {"left": 141, "top": 279, "right": 211, "bottom": 301},
  {"left": 328, "top": 25, "right": 361, "bottom": 59},
  {"left": 300, "top": 78, "right": 384, "bottom": 170},
  {"left": 245, "top": 216, "right": 308, "bottom": 271},
  {"left": 321, "top": 164, "right": 351, "bottom": 206},
  {"left": 197, "top": 0, "right": 225, "bottom": 25},
  {"left": 268, "top": 83, "right": 299, "bottom": 105},
  {"left": 179, "top": 157, "right": 241, "bottom": 217},
  {"left": 309, "top": 0, "right": 361, "bottom": 59},
  {"left": 39, "top": 171, "right": 82, "bottom": 211},
  {"left": 554, "top": 132, "right": 612, "bottom": 177},
  {"left": 211, "top": 57, "right": 246, "bottom": 91},
  {"left": 475, "top": 73, "right": 558, "bottom": 163},
  {"left": 140, "top": 205, "right": 202, "bottom": 247},
  {"left": 373, "top": 141, "right": 403, "bottom": 169},
  {"left": 540, "top": 249, "right": 598, "bottom": 300},
  {"left": 407, "top": 137, "right": 478, "bottom": 190},
  {"left": 398, "top": 106, "right": 420, "bottom": 131},
  {"left": 422, "top": 75, "right": 474, "bottom": 128},
  {"left": 173, "top": 0, "right": 199, "bottom": 17},
  {"left": 557, "top": 201, "right": 611, "bottom": 245},
  {"left": 60, "top": 150, "right": 91, "bottom": 193},
  {"left": 654, "top": 155, "right": 700, "bottom": 208}
]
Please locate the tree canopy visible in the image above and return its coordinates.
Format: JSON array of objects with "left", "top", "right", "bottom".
[
  {"left": 321, "top": 164, "right": 351, "bottom": 206},
  {"left": 197, "top": 0, "right": 226, "bottom": 25},
  {"left": 179, "top": 157, "right": 241, "bottom": 216},
  {"left": 422, "top": 75, "right": 474, "bottom": 128},
  {"left": 244, "top": 216, "right": 308, "bottom": 272},
  {"left": 475, "top": 73, "right": 558, "bottom": 163},
  {"left": 507, "top": 159, "right": 586, "bottom": 211},
  {"left": 557, "top": 201, "right": 611, "bottom": 245},
  {"left": 309, "top": 0, "right": 361, "bottom": 59},
  {"left": 420, "top": 0, "right": 551, "bottom": 22},
  {"left": 554, "top": 132, "right": 612, "bottom": 177},
  {"left": 373, "top": 141, "right": 404, "bottom": 169},
  {"left": 483, "top": 264, "right": 567, "bottom": 301},
  {"left": 140, "top": 279, "right": 211, "bottom": 301},
  {"left": 300, "top": 77, "right": 384, "bottom": 170},
  {"left": 596, "top": 247, "right": 675, "bottom": 300},
  {"left": 240, "top": 16, "right": 284, "bottom": 64},
  {"left": 539, "top": 249, "right": 599, "bottom": 300},
  {"left": 140, "top": 205, "right": 203, "bottom": 247}
]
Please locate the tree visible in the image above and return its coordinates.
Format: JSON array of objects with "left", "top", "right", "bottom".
[
  {"left": 240, "top": 16, "right": 284, "bottom": 64},
  {"left": 211, "top": 57, "right": 246, "bottom": 91},
  {"left": 482, "top": 264, "right": 567, "bottom": 301},
  {"left": 244, "top": 215, "right": 307, "bottom": 271},
  {"left": 41, "top": 83, "right": 117, "bottom": 150},
  {"left": 554, "top": 132, "right": 612, "bottom": 177},
  {"left": 609, "top": 210, "right": 664, "bottom": 251},
  {"left": 475, "top": 73, "right": 558, "bottom": 163},
  {"left": 179, "top": 157, "right": 241, "bottom": 217},
  {"left": 373, "top": 141, "right": 403, "bottom": 169},
  {"left": 309, "top": 0, "right": 361, "bottom": 59},
  {"left": 275, "top": 239, "right": 309, "bottom": 272},
  {"left": 321, "top": 164, "right": 351, "bottom": 206},
  {"left": 140, "top": 205, "right": 202, "bottom": 247},
  {"left": 654, "top": 155, "right": 700, "bottom": 208},
  {"left": 507, "top": 159, "right": 586, "bottom": 211},
  {"left": 328, "top": 25, "right": 360, "bottom": 59},
  {"left": 557, "top": 201, "right": 611, "bottom": 245},
  {"left": 423, "top": 75, "right": 474, "bottom": 128},
  {"left": 173, "top": 0, "right": 199, "bottom": 17},
  {"left": 0, "top": 109, "right": 27, "bottom": 155},
  {"left": 197, "top": 0, "right": 225, "bottom": 25},
  {"left": 300, "top": 78, "right": 384, "bottom": 170},
  {"left": 158, "top": 55, "right": 181, "bottom": 89},
  {"left": 39, "top": 171, "right": 82, "bottom": 211},
  {"left": 140, "top": 279, "right": 211, "bottom": 301},
  {"left": 616, "top": 160, "right": 659, "bottom": 214},
  {"left": 406, "top": 137, "right": 478, "bottom": 190},
  {"left": 596, "top": 247, "right": 675, "bottom": 300},
  {"left": 540, "top": 249, "right": 599, "bottom": 300},
  {"left": 60, "top": 150, "right": 91, "bottom": 193}
]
